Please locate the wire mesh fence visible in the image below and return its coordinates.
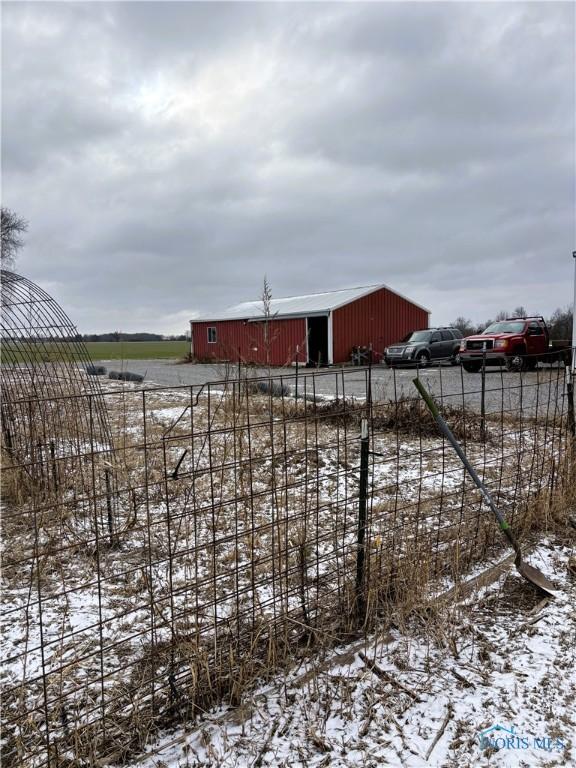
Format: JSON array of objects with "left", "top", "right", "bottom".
[{"left": 1, "top": 360, "right": 573, "bottom": 767}]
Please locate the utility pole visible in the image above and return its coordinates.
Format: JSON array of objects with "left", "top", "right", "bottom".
[
  {"left": 567, "top": 251, "right": 576, "bottom": 437},
  {"left": 572, "top": 251, "right": 576, "bottom": 374}
]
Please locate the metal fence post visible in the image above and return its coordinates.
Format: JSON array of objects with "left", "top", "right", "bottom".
[
  {"left": 295, "top": 345, "right": 299, "bottom": 404},
  {"left": 481, "top": 352, "right": 486, "bottom": 441},
  {"left": 355, "top": 416, "right": 369, "bottom": 623},
  {"left": 566, "top": 365, "right": 575, "bottom": 437},
  {"left": 104, "top": 468, "right": 114, "bottom": 544}
]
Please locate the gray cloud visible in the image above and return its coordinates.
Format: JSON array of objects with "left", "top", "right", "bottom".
[{"left": 2, "top": 1, "right": 574, "bottom": 334}]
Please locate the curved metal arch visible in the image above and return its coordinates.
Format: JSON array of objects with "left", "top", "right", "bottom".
[{"left": 1, "top": 269, "right": 120, "bottom": 539}]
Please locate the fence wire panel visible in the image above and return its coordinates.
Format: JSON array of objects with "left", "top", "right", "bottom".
[{"left": 1, "top": 363, "right": 572, "bottom": 768}]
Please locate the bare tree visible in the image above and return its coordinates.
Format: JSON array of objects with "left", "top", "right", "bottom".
[
  {"left": 511, "top": 306, "right": 528, "bottom": 318},
  {"left": 451, "top": 316, "right": 476, "bottom": 337},
  {"left": 1, "top": 207, "right": 28, "bottom": 269},
  {"left": 261, "top": 275, "right": 278, "bottom": 368},
  {"left": 547, "top": 306, "right": 573, "bottom": 341}
]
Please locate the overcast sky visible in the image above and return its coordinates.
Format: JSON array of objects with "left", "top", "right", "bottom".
[{"left": 2, "top": 1, "right": 574, "bottom": 334}]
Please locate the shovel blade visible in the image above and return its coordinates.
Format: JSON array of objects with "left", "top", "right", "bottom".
[{"left": 517, "top": 561, "right": 557, "bottom": 597}]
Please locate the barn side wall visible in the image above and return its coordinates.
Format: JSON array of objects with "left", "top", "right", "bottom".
[
  {"left": 192, "top": 318, "right": 307, "bottom": 367},
  {"left": 332, "top": 288, "right": 429, "bottom": 364}
]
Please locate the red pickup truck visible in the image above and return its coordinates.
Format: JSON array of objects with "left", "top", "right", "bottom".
[{"left": 459, "top": 316, "right": 570, "bottom": 372}]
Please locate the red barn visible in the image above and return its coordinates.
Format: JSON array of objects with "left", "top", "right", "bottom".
[{"left": 191, "top": 284, "right": 429, "bottom": 366}]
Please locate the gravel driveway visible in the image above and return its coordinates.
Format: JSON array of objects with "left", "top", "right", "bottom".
[{"left": 92, "top": 358, "right": 567, "bottom": 418}]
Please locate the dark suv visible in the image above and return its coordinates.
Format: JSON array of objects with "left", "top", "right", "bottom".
[{"left": 384, "top": 328, "right": 463, "bottom": 367}]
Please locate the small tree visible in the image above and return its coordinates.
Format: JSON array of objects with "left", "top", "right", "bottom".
[
  {"left": 1, "top": 207, "right": 28, "bottom": 269},
  {"left": 261, "top": 276, "right": 279, "bottom": 368}
]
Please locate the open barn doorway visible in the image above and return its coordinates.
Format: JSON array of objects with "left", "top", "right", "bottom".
[{"left": 307, "top": 316, "right": 328, "bottom": 366}]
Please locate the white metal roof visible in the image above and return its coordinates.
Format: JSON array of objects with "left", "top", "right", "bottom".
[{"left": 193, "top": 284, "right": 430, "bottom": 322}]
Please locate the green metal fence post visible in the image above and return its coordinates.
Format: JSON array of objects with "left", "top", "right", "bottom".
[{"left": 355, "top": 416, "right": 369, "bottom": 624}]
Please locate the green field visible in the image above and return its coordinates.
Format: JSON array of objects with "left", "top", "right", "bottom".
[
  {"left": 2, "top": 340, "right": 189, "bottom": 363},
  {"left": 84, "top": 341, "right": 189, "bottom": 360}
]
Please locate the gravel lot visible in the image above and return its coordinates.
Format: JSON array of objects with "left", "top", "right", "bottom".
[{"left": 92, "top": 359, "right": 567, "bottom": 417}]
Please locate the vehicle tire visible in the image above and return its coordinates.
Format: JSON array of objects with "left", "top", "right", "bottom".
[
  {"left": 450, "top": 351, "right": 461, "bottom": 366},
  {"left": 462, "top": 361, "right": 482, "bottom": 373},
  {"left": 415, "top": 350, "right": 430, "bottom": 367},
  {"left": 505, "top": 353, "right": 526, "bottom": 372}
]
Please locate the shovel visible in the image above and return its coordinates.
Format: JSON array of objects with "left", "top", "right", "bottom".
[{"left": 413, "top": 377, "right": 556, "bottom": 597}]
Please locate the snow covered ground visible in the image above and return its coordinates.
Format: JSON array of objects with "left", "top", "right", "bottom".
[
  {"left": 133, "top": 537, "right": 575, "bottom": 768},
  {"left": 1, "top": 374, "right": 571, "bottom": 768}
]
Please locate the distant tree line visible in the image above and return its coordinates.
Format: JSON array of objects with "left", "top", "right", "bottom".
[
  {"left": 4, "top": 333, "right": 188, "bottom": 343},
  {"left": 82, "top": 332, "right": 188, "bottom": 342},
  {"left": 451, "top": 306, "right": 573, "bottom": 341}
]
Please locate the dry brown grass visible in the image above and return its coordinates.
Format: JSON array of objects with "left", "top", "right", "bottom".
[{"left": 1, "top": 376, "right": 572, "bottom": 768}]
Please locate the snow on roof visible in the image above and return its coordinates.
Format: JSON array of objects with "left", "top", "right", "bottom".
[{"left": 194, "top": 284, "right": 430, "bottom": 322}]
